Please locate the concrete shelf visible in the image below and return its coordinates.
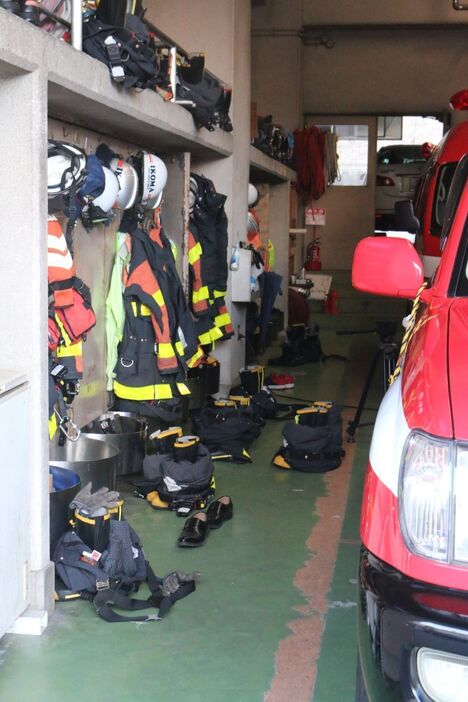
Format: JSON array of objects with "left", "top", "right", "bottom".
[
  {"left": 0, "top": 10, "right": 233, "bottom": 157},
  {"left": 249, "top": 145, "right": 296, "bottom": 184}
]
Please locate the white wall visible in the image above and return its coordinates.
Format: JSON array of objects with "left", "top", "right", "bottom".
[
  {"left": 145, "top": 0, "right": 235, "bottom": 84},
  {"left": 304, "top": 116, "right": 377, "bottom": 270}
]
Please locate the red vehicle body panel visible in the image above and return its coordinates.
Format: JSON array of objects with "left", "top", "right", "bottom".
[
  {"left": 361, "top": 464, "right": 468, "bottom": 590},
  {"left": 401, "top": 298, "right": 453, "bottom": 439},
  {"left": 448, "top": 300, "right": 468, "bottom": 440},
  {"left": 360, "top": 177, "right": 468, "bottom": 590},
  {"left": 416, "top": 122, "right": 468, "bottom": 259}
]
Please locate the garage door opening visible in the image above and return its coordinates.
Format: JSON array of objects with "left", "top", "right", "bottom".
[{"left": 375, "top": 115, "right": 444, "bottom": 229}]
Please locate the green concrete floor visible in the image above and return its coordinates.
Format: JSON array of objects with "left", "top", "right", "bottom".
[{"left": 0, "top": 325, "right": 387, "bottom": 702}]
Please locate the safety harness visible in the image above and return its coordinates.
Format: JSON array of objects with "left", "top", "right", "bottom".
[{"left": 54, "top": 523, "right": 196, "bottom": 623}]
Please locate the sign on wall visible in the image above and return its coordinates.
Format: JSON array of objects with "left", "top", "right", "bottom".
[{"left": 305, "top": 207, "right": 326, "bottom": 226}]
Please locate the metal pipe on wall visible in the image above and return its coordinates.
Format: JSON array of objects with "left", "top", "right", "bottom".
[
  {"left": 252, "top": 27, "right": 334, "bottom": 48},
  {"left": 72, "top": 0, "right": 82, "bottom": 51},
  {"left": 453, "top": 0, "right": 468, "bottom": 9}
]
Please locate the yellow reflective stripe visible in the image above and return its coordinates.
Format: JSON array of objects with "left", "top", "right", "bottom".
[
  {"left": 187, "top": 348, "right": 204, "bottom": 368},
  {"left": 114, "top": 381, "right": 173, "bottom": 400},
  {"left": 57, "top": 340, "right": 83, "bottom": 357},
  {"left": 215, "top": 313, "right": 231, "bottom": 328},
  {"left": 213, "top": 290, "right": 226, "bottom": 299},
  {"left": 54, "top": 314, "right": 72, "bottom": 346},
  {"left": 210, "top": 326, "right": 223, "bottom": 342},
  {"left": 158, "top": 342, "right": 176, "bottom": 359},
  {"left": 152, "top": 290, "right": 165, "bottom": 307},
  {"left": 176, "top": 382, "right": 191, "bottom": 396},
  {"left": 188, "top": 242, "right": 203, "bottom": 265},
  {"left": 131, "top": 301, "right": 151, "bottom": 317},
  {"left": 49, "top": 414, "right": 58, "bottom": 440},
  {"left": 192, "top": 286, "right": 209, "bottom": 303},
  {"left": 75, "top": 511, "right": 110, "bottom": 525},
  {"left": 175, "top": 341, "right": 184, "bottom": 356},
  {"left": 198, "top": 331, "right": 212, "bottom": 345}
]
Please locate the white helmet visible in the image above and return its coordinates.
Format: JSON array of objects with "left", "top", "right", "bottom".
[
  {"left": 48, "top": 140, "right": 87, "bottom": 198},
  {"left": 248, "top": 183, "right": 260, "bottom": 208},
  {"left": 93, "top": 167, "right": 119, "bottom": 213},
  {"left": 110, "top": 158, "right": 139, "bottom": 210},
  {"left": 134, "top": 151, "right": 168, "bottom": 209},
  {"left": 247, "top": 210, "right": 260, "bottom": 235},
  {"left": 153, "top": 191, "right": 163, "bottom": 210},
  {"left": 189, "top": 176, "right": 198, "bottom": 213}
]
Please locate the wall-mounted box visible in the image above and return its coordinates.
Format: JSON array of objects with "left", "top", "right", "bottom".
[{"left": 231, "top": 248, "right": 252, "bottom": 302}]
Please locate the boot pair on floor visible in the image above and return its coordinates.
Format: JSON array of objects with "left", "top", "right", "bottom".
[{"left": 178, "top": 496, "right": 233, "bottom": 548}]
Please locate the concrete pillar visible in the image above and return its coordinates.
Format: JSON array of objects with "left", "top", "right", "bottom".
[
  {"left": 251, "top": 0, "right": 303, "bottom": 131},
  {"left": 146, "top": 0, "right": 252, "bottom": 389},
  {"left": 0, "top": 67, "right": 53, "bottom": 617}
]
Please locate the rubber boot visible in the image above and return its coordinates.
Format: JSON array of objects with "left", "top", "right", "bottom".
[
  {"left": 0, "top": 0, "right": 20, "bottom": 13},
  {"left": 240, "top": 366, "right": 264, "bottom": 395},
  {"left": 18, "top": 0, "right": 39, "bottom": 23},
  {"left": 173, "top": 436, "right": 200, "bottom": 463},
  {"left": 146, "top": 426, "right": 182, "bottom": 455}
]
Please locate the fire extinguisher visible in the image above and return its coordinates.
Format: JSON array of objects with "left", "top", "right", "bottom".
[{"left": 304, "top": 238, "right": 322, "bottom": 271}]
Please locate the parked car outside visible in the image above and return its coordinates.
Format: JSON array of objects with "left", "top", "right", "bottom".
[
  {"left": 353, "top": 155, "right": 468, "bottom": 702},
  {"left": 375, "top": 144, "right": 426, "bottom": 229}
]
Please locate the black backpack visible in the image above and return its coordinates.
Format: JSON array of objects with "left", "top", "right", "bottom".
[
  {"left": 54, "top": 520, "right": 195, "bottom": 622},
  {"left": 82, "top": 16, "right": 162, "bottom": 90},
  {"left": 177, "top": 72, "right": 233, "bottom": 132}
]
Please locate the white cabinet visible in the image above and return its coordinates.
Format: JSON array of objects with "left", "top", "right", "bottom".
[{"left": 0, "top": 373, "right": 29, "bottom": 639}]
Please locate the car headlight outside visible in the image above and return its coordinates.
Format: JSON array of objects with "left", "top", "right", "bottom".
[
  {"left": 400, "top": 431, "right": 468, "bottom": 564},
  {"left": 417, "top": 647, "right": 468, "bottom": 702}
]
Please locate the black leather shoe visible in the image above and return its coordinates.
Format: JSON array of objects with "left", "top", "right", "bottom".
[
  {"left": 206, "top": 496, "right": 233, "bottom": 529},
  {"left": 177, "top": 511, "right": 209, "bottom": 548}
]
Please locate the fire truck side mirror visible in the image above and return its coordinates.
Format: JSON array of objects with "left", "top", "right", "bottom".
[{"left": 352, "top": 236, "right": 424, "bottom": 300}]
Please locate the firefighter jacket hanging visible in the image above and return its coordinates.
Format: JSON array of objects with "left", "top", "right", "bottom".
[
  {"left": 188, "top": 174, "right": 233, "bottom": 347},
  {"left": 48, "top": 215, "right": 96, "bottom": 439},
  {"left": 113, "top": 210, "right": 204, "bottom": 403}
]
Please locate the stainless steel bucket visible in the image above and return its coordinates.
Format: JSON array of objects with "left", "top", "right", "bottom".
[
  {"left": 49, "top": 465, "right": 81, "bottom": 557},
  {"left": 50, "top": 435, "right": 119, "bottom": 490},
  {"left": 80, "top": 412, "right": 146, "bottom": 476}
]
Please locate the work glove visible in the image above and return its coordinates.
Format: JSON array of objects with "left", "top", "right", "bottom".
[
  {"left": 162, "top": 570, "right": 201, "bottom": 597},
  {"left": 70, "top": 482, "right": 121, "bottom": 517}
]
